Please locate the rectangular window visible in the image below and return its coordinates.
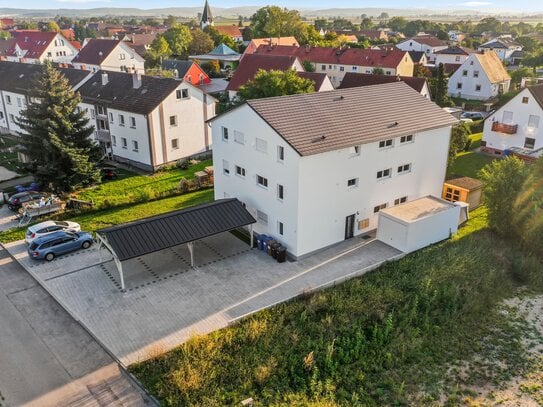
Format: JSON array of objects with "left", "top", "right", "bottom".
[
  {"left": 257, "top": 175, "right": 268, "bottom": 188},
  {"left": 394, "top": 196, "right": 407, "bottom": 205},
  {"left": 502, "top": 111, "right": 513, "bottom": 124},
  {"left": 457, "top": 82, "right": 462, "bottom": 89},
  {"left": 255, "top": 138, "right": 267, "bottom": 153},
  {"left": 5, "top": 95, "right": 11, "bottom": 104},
  {"left": 176, "top": 89, "right": 182, "bottom": 99},
  {"left": 473, "top": 70, "right": 479, "bottom": 78},
  {"left": 0, "top": 111, "right": 3, "bottom": 120},
  {"left": 119, "top": 53, "right": 125, "bottom": 60},
  {"left": 90, "top": 108, "right": 95, "bottom": 118},
  {"left": 379, "top": 139, "right": 393, "bottom": 148},
  {"left": 97, "top": 105, "right": 105, "bottom": 115},
  {"left": 130, "top": 117, "right": 136, "bottom": 128},
  {"left": 278, "top": 221, "right": 284, "bottom": 236},
  {"left": 352, "top": 66, "right": 358, "bottom": 71},
  {"left": 524, "top": 137, "right": 536, "bottom": 149},
  {"left": 374, "top": 203, "right": 387, "bottom": 213},
  {"left": 132, "top": 140, "right": 139, "bottom": 152},
  {"left": 234, "top": 130, "right": 244, "bottom": 144},
  {"left": 17, "top": 97, "right": 22, "bottom": 107},
  {"left": 109, "top": 112, "right": 114, "bottom": 123},
  {"left": 171, "top": 138, "right": 179, "bottom": 149},
  {"left": 347, "top": 178, "right": 358, "bottom": 187},
  {"left": 222, "top": 126, "right": 229, "bottom": 141},
  {"left": 339, "top": 66, "right": 344, "bottom": 71},
  {"left": 522, "top": 96, "right": 529, "bottom": 104},
  {"left": 9, "top": 114, "right": 14, "bottom": 122},
  {"left": 277, "top": 184, "right": 284, "bottom": 200},
  {"left": 222, "top": 159, "right": 230, "bottom": 175},
  {"left": 400, "top": 135, "right": 413, "bottom": 143},
  {"left": 257, "top": 210, "right": 268, "bottom": 225},
  {"left": 112, "top": 135, "right": 116, "bottom": 146},
  {"left": 321, "top": 65, "right": 326, "bottom": 71},
  {"left": 277, "top": 145, "right": 285, "bottom": 161},
  {"left": 235, "top": 165, "right": 246, "bottom": 177},
  {"left": 169, "top": 115, "right": 177, "bottom": 126},
  {"left": 397, "top": 163, "right": 411, "bottom": 174},
  {"left": 455, "top": 55, "right": 460, "bottom": 62},
  {"left": 528, "top": 115, "right": 540, "bottom": 129},
  {"left": 377, "top": 168, "right": 391, "bottom": 179},
  {"left": 119, "top": 114, "right": 125, "bottom": 126},
  {"left": 462, "top": 70, "right": 468, "bottom": 76},
  {"left": 475, "top": 84, "right": 481, "bottom": 92},
  {"left": 121, "top": 137, "right": 127, "bottom": 149},
  {"left": 181, "top": 89, "right": 189, "bottom": 98}
]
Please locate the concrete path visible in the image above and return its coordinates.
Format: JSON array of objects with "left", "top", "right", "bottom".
[
  {"left": 0, "top": 166, "right": 19, "bottom": 182},
  {"left": 0, "top": 174, "right": 33, "bottom": 191},
  {"left": 0, "top": 247, "right": 154, "bottom": 407},
  {"left": 4, "top": 234, "right": 402, "bottom": 366},
  {"left": 0, "top": 204, "right": 20, "bottom": 232}
]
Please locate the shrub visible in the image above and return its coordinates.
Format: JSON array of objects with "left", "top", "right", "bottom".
[
  {"left": 178, "top": 178, "right": 189, "bottom": 193},
  {"left": 177, "top": 159, "right": 190, "bottom": 170}
]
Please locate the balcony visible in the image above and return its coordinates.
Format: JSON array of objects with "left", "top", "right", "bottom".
[
  {"left": 96, "top": 129, "right": 111, "bottom": 143},
  {"left": 492, "top": 121, "right": 518, "bottom": 135}
]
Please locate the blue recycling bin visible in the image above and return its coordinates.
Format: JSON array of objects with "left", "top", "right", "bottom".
[{"left": 257, "top": 234, "right": 267, "bottom": 251}]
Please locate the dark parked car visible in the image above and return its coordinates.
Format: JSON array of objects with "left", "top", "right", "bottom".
[
  {"left": 7, "top": 191, "right": 46, "bottom": 213},
  {"left": 27, "top": 230, "right": 94, "bottom": 261},
  {"left": 461, "top": 111, "right": 485, "bottom": 121}
]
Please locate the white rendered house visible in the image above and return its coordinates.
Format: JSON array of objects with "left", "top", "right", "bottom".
[
  {"left": 7, "top": 31, "right": 78, "bottom": 64},
  {"left": 482, "top": 84, "right": 543, "bottom": 157},
  {"left": 72, "top": 39, "right": 145, "bottom": 73},
  {"left": 396, "top": 35, "right": 448, "bottom": 63},
  {"left": 209, "top": 82, "right": 457, "bottom": 259},
  {"left": 447, "top": 52, "right": 510, "bottom": 101}
]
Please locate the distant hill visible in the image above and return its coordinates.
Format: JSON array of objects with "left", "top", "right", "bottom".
[{"left": 0, "top": 6, "right": 535, "bottom": 19}]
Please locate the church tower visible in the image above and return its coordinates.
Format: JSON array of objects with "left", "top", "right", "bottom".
[{"left": 200, "top": 0, "right": 214, "bottom": 29}]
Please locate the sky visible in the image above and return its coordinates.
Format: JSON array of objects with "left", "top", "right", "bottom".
[{"left": 2, "top": 0, "right": 543, "bottom": 12}]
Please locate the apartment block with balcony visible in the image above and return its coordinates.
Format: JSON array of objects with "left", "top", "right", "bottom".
[{"left": 482, "top": 84, "right": 543, "bottom": 159}]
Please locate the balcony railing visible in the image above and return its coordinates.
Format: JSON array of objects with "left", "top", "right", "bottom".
[
  {"left": 96, "top": 129, "right": 111, "bottom": 142},
  {"left": 492, "top": 121, "right": 518, "bottom": 135}
]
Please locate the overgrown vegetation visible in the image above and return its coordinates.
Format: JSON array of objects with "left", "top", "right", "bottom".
[
  {"left": 0, "top": 136, "right": 25, "bottom": 175},
  {"left": 130, "top": 207, "right": 543, "bottom": 406}
]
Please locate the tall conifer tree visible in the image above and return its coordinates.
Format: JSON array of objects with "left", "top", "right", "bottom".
[{"left": 17, "top": 61, "right": 101, "bottom": 192}]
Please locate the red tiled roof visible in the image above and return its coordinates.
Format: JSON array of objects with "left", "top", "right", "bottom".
[
  {"left": 11, "top": 31, "right": 58, "bottom": 59},
  {"left": 0, "top": 38, "right": 17, "bottom": 57},
  {"left": 254, "top": 45, "right": 410, "bottom": 69},
  {"left": 70, "top": 40, "right": 82, "bottom": 50},
  {"left": 443, "top": 63, "right": 462, "bottom": 75},
  {"left": 215, "top": 25, "right": 242, "bottom": 38},
  {"left": 60, "top": 29, "right": 75, "bottom": 41},
  {"left": 435, "top": 45, "right": 474, "bottom": 55},
  {"left": 409, "top": 35, "right": 448, "bottom": 47},
  {"left": 72, "top": 39, "right": 121, "bottom": 65},
  {"left": 226, "top": 54, "right": 299, "bottom": 91},
  {"left": 297, "top": 71, "right": 329, "bottom": 90},
  {"left": 338, "top": 72, "right": 428, "bottom": 94},
  {"left": 1, "top": 18, "right": 14, "bottom": 27}
]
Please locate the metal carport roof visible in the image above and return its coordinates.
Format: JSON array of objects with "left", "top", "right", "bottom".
[{"left": 96, "top": 199, "right": 256, "bottom": 290}]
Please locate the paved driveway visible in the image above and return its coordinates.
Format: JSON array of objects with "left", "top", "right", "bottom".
[
  {"left": 0, "top": 247, "right": 153, "bottom": 406},
  {"left": 4, "top": 233, "right": 402, "bottom": 366}
]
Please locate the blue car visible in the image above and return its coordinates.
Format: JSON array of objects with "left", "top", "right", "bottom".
[{"left": 27, "top": 230, "right": 94, "bottom": 261}]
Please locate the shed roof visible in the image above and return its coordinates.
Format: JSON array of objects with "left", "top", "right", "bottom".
[
  {"left": 97, "top": 199, "right": 256, "bottom": 261},
  {"left": 445, "top": 176, "right": 483, "bottom": 190}
]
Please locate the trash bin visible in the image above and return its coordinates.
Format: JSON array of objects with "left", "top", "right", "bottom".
[
  {"left": 263, "top": 236, "right": 273, "bottom": 252},
  {"left": 257, "top": 234, "right": 266, "bottom": 251},
  {"left": 271, "top": 242, "right": 281, "bottom": 259},
  {"left": 267, "top": 240, "right": 277, "bottom": 256},
  {"left": 277, "top": 247, "right": 287, "bottom": 263}
]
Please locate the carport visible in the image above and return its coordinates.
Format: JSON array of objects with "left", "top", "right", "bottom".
[{"left": 96, "top": 199, "right": 256, "bottom": 290}]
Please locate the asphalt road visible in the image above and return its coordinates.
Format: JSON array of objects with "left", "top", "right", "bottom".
[{"left": 0, "top": 246, "right": 153, "bottom": 407}]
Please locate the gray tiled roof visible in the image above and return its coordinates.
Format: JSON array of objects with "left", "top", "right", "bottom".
[
  {"left": 98, "top": 199, "right": 256, "bottom": 261},
  {"left": 78, "top": 70, "right": 181, "bottom": 115},
  {"left": 244, "top": 82, "right": 457, "bottom": 156}
]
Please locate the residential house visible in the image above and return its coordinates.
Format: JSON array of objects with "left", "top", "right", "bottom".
[
  {"left": 7, "top": 31, "right": 78, "bottom": 64},
  {"left": 408, "top": 51, "right": 428, "bottom": 66},
  {"left": 353, "top": 29, "right": 388, "bottom": 41},
  {"left": 243, "top": 37, "right": 300, "bottom": 56},
  {"left": 123, "top": 33, "right": 159, "bottom": 57},
  {"left": 448, "top": 31, "right": 465, "bottom": 42},
  {"left": 0, "top": 38, "right": 18, "bottom": 61},
  {"left": 161, "top": 59, "right": 211, "bottom": 86},
  {"left": 254, "top": 44, "right": 414, "bottom": 88},
  {"left": 209, "top": 82, "right": 457, "bottom": 259},
  {"left": 0, "top": 61, "right": 91, "bottom": 135},
  {"left": 481, "top": 84, "right": 543, "bottom": 158},
  {"left": 214, "top": 25, "right": 243, "bottom": 43},
  {"left": 339, "top": 72, "right": 431, "bottom": 99},
  {"left": 297, "top": 72, "right": 334, "bottom": 92},
  {"left": 189, "top": 43, "right": 241, "bottom": 70},
  {"left": 447, "top": 51, "right": 511, "bottom": 100},
  {"left": 479, "top": 37, "right": 522, "bottom": 64},
  {"left": 396, "top": 35, "right": 448, "bottom": 63},
  {"left": 434, "top": 46, "right": 475, "bottom": 67},
  {"left": 78, "top": 70, "right": 215, "bottom": 171},
  {"left": 71, "top": 39, "right": 145, "bottom": 73},
  {"left": 0, "top": 18, "right": 14, "bottom": 29}
]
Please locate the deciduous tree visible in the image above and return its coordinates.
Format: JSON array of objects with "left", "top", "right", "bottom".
[{"left": 237, "top": 69, "right": 314, "bottom": 101}]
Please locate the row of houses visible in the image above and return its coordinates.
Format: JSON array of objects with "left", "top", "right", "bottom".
[{"left": 0, "top": 61, "right": 214, "bottom": 171}]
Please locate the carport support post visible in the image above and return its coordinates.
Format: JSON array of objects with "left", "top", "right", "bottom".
[
  {"left": 115, "top": 258, "right": 125, "bottom": 291},
  {"left": 188, "top": 242, "right": 194, "bottom": 267},
  {"left": 249, "top": 224, "right": 254, "bottom": 249}
]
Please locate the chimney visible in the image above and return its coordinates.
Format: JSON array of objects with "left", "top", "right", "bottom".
[
  {"left": 101, "top": 73, "right": 108, "bottom": 86},
  {"left": 133, "top": 71, "right": 142, "bottom": 89}
]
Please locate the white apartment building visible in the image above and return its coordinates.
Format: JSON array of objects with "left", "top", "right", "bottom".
[
  {"left": 482, "top": 84, "right": 543, "bottom": 157},
  {"left": 209, "top": 82, "right": 457, "bottom": 259}
]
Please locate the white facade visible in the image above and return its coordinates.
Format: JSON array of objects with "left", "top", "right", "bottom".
[
  {"left": 377, "top": 196, "right": 460, "bottom": 253},
  {"left": 0, "top": 91, "right": 26, "bottom": 134},
  {"left": 397, "top": 38, "right": 448, "bottom": 63},
  {"left": 434, "top": 52, "right": 470, "bottom": 67},
  {"left": 7, "top": 33, "right": 78, "bottom": 64},
  {"left": 479, "top": 40, "right": 522, "bottom": 63},
  {"left": 211, "top": 104, "right": 453, "bottom": 259},
  {"left": 482, "top": 87, "right": 543, "bottom": 154},
  {"left": 447, "top": 53, "right": 510, "bottom": 101}
]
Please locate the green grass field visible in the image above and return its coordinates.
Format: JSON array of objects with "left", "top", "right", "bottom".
[
  {"left": 448, "top": 150, "right": 495, "bottom": 179},
  {"left": 129, "top": 205, "right": 543, "bottom": 406},
  {"left": 0, "top": 136, "right": 25, "bottom": 174}
]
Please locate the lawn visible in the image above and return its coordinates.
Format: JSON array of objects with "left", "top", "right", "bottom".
[
  {"left": 130, "top": 207, "right": 543, "bottom": 406},
  {"left": 448, "top": 150, "right": 495, "bottom": 179},
  {"left": 73, "top": 159, "right": 213, "bottom": 208},
  {"left": 468, "top": 131, "right": 482, "bottom": 150},
  {"left": 0, "top": 136, "right": 26, "bottom": 174},
  {"left": 0, "top": 188, "right": 214, "bottom": 243}
]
